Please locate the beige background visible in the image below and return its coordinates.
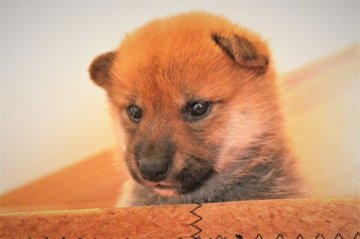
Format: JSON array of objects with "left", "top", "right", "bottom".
[{"left": 1, "top": 1, "right": 359, "bottom": 194}]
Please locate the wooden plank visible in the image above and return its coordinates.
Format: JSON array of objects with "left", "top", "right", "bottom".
[{"left": 1, "top": 198, "right": 358, "bottom": 239}]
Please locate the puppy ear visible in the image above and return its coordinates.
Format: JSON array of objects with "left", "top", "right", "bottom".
[
  {"left": 212, "top": 34, "right": 269, "bottom": 74},
  {"left": 89, "top": 51, "right": 116, "bottom": 89}
]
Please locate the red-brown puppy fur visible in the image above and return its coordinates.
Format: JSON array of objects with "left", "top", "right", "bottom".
[{"left": 89, "top": 12, "right": 303, "bottom": 206}]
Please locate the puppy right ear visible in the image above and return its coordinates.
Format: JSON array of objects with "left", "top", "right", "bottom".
[
  {"left": 211, "top": 33, "right": 269, "bottom": 74},
  {"left": 89, "top": 51, "right": 116, "bottom": 89}
]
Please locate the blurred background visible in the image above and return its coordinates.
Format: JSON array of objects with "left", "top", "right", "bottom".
[{"left": 0, "top": 0, "right": 359, "bottom": 210}]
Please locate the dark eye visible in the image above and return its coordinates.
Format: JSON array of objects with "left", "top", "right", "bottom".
[
  {"left": 184, "top": 100, "right": 212, "bottom": 121},
  {"left": 127, "top": 105, "right": 142, "bottom": 122}
]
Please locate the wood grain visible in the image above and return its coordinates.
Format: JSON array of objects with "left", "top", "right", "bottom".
[{"left": 1, "top": 198, "right": 358, "bottom": 239}]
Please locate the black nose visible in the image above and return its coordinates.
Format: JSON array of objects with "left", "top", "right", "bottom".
[
  {"left": 139, "top": 159, "right": 169, "bottom": 182},
  {"left": 135, "top": 139, "right": 175, "bottom": 182}
]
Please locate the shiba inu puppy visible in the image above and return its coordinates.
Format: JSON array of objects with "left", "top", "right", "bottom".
[{"left": 89, "top": 12, "right": 303, "bottom": 206}]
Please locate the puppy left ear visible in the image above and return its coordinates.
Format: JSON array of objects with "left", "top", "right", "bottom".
[
  {"left": 212, "top": 33, "right": 269, "bottom": 74},
  {"left": 89, "top": 51, "right": 116, "bottom": 89}
]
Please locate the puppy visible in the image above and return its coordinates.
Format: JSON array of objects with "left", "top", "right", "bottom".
[{"left": 89, "top": 12, "right": 303, "bottom": 206}]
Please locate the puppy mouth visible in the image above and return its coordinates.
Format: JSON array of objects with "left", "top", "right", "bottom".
[
  {"left": 130, "top": 155, "right": 214, "bottom": 196},
  {"left": 144, "top": 181, "right": 175, "bottom": 189},
  {"left": 143, "top": 181, "right": 178, "bottom": 197},
  {"left": 154, "top": 183, "right": 175, "bottom": 190}
]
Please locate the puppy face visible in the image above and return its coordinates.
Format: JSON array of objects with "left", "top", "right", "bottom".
[{"left": 89, "top": 13, "right": 279, "bottom": 197}]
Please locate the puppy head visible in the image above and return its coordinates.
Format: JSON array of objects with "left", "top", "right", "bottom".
[{"left": 89, "top": 13, "right": 280, "bottom": 197}]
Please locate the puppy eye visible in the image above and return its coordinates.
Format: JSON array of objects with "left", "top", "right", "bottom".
[
  {"left": 127, "top": 105, "right": 142, "bottom": 122},
  {"left": 184, "top": 100, "right": 212, "bottom": 121}
]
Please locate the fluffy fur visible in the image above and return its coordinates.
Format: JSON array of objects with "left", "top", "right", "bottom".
[{"left": 89, "top": 12, "right": 303, "bottom": 206}]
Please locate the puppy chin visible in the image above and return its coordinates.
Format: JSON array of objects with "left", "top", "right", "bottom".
[{"left": 152, "top": 187, "right": 177, "bottom": 197}]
